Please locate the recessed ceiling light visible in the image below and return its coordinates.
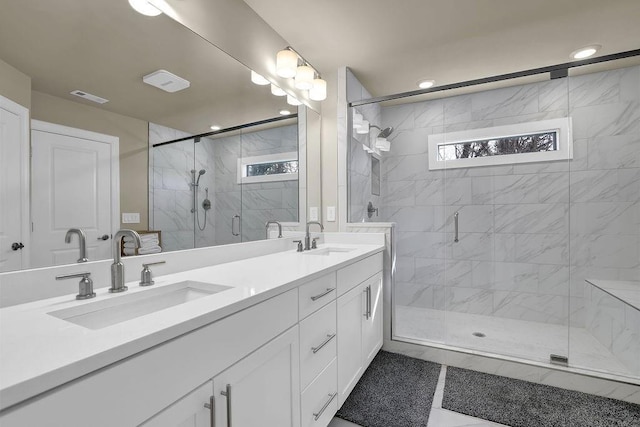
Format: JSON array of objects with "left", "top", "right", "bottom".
[
  {"left": 417, "top": 79, "right": 435, "bottom": 89},
  {"left": 210, "top": 125, "right": 221, "bottom": 131},
  {"left": 570, "top": 45, "right": 601, "bottom": 60},
  {"left": 128, "top": 0, "right": 162, "bottom": 16},
  {"left": 279, "top": 109, "right": 292, "bottom": 116}
]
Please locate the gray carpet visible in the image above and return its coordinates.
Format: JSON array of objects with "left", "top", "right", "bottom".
[
  {"left": 336, "top": 351, "right": 441, "bottom": 427},
  {"left": 442, "top": 366, "right": 640, "bottom": 427}
]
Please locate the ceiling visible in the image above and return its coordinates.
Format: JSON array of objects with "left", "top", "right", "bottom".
[
  {"left": 243, "top": 0, "right": 640, "bottom": 98},
  {"left": 0, "top": 0, "right": 294, "bottom": 135}
]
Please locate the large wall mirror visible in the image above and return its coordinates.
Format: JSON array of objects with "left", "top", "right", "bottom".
[{"left": 0, "top": 0, "right": 321, "bottom": 272}]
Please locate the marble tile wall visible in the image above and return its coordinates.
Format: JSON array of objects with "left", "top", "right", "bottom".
[
  {"left": 347, "top": 69, "right": 383, "bottom": 223},
  {"left": 379, "top": 65, "right": 640, "bottom": 331},
  {"left": 212, "top": 125, "right": 298, "bottom": 245}
]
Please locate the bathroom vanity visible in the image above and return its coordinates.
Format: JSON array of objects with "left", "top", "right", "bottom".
[{"left": 0, "top": 240, "right": 384, "bottom": 427}]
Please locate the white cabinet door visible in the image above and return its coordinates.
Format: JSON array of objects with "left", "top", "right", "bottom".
[
  {"left": 212, "top": 326, "right": 301, "bottom": 427},
  {"left": 140, "top": 381, "right": 212, "bottom": 427},
  {"left": 31, "top": 121, "right": 118, "bottom": 268},
  {"left": 362, "top": 272, "right": 383, "bottom": 368},
  {"left": 0, "top": 96, "right": 29, "bottom": 272},
  {"left": 336, "top": 283, "right": 365, "bottom": 405}
]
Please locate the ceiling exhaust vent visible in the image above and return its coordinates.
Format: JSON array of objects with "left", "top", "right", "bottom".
[
  {"left": 70, "top": 90, "right": 109, "bottom": 104},
  {"left": 143, "top": 69, "right": 190, "bottom": 93}
]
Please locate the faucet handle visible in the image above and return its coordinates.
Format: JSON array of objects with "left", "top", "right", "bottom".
[
  {"left": 311, "top": 237, "right": 319, "bottom": 249},
  {"left": 56, "top": 272, "right": 96, "bottom": 300},
  {"left": 140, "top": 261, "right": 166, "bottom": 287},
  {"left": 293, "top": 240, "right": 303, "bottom": 252}
]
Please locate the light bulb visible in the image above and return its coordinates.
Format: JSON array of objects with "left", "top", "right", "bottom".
[
  {"left": 287, "top": 95, "right": 302, "bottom": 106},
  {"left": 294, "top": 65, "right": 314, "bottom": 90},
  {"left": 276, "top": 49, "right": 298, "bottom": 78},
  {"left": 128, "top": 0, "right": 162, "bottom": 16},
  {"left": 250, "top": 70, "right": 270, "bottom": 85},
  {"left": 309, "top": 78, "right": 327, "bottom": 101},
  {"left": 271, "top": 84, "right": 286, "bottom": 97},
  {"left": 352, "top": 112, "right": 363, "bottom": 128},
  {"left": 375, "top": 137, "right": 390, "bottom": 151}
]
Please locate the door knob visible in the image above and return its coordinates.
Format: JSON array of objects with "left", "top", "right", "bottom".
[
  {"left": 11, "top": 242, "right": 24, "bottom": 251},
  {"left": 97, "top": 234, "right": 110, "bottom": 241}
]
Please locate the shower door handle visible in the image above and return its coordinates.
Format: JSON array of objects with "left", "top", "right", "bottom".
[
  {"left": 231, "top": 215, "right": 240, "bottom": 236},
  {"left": 454, "top": 211, "right": 459, "bottom": 243}
]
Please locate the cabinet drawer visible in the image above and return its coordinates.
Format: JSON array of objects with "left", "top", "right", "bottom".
[
  {"left": 298, "top": 272, "right": 337, "bottom": 320},
  {"left": 301, "top": 358, "right": 338, "bottom": 427},
  {"left": 299, "top": 301, "right": 337, "bottom": 390},
  {"left": 337, "top": 252, "right": 383, "bottom": 296}
]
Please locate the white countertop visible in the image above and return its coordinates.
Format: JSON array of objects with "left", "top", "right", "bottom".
[
  {"left": 0, "top": 242, "right": 384, "bottom": 411},
  {"left": 585, "top": 279, "right": 640, "bottom": 311}
]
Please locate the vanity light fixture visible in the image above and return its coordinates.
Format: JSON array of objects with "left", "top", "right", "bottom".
[
  {"left": 417, "top": 79, "right": 435, "bottom": 89},
  {"left": 274, "top": 46, "right": 327, "bottom": 101},
  {"left": 375, "top": 137, "right": 390, "bottom": 152},
  {"left": 571, "top": 45, "right": 601, "bottom": 60},
  {"left": 287, "top": 95, "right": 302, "bottom": 106},
  {"left": 250, "top": 70, "right": 270, "bottom": 85},
  {"left": 352, "top": 111, "right": 364, "bottom": 129},
  {"left": 128, "top": 0, "right": 162, "bottom": 16},
  {"left": 271, "top": 84, "right": 286, "bottom": 97},
  {"left": 279, "top": 109, "right": 292, "bottom": 116}
]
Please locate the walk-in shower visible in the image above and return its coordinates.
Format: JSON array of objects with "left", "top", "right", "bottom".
[{"left": 347, "top": 53, "right": 640, "bottom": 386}]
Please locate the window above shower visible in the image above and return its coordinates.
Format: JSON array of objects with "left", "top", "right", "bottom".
[
  {"left": 237, "top": 151, "right": 299, "bottom": 184},
  {"left": 427, "top": 117, "right": 572, "bottom": 170}
]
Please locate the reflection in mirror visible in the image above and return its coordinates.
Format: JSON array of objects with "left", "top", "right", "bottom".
[
  {"left": 0, "top": 0, "right": 321, "bottom": 272},
  {"left": 150, "top": 116, "right": 300, "bottom": 252}
]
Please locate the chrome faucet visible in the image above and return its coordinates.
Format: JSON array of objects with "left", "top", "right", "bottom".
[
  {"left": 65, "top": 228, "right": 88, "bottom": 263},
  {"left": 305, "top": 221, "right": 324, "bottom": 250},
  {"left": 265, "top": 220, "right": 283, "bottom": 239},
  {"left": 110, "top": 229, "right": 141, "bottom": 293}
]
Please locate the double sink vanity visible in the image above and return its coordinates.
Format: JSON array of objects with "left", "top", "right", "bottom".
[{"left": 0, "top": 234, "right": 384, "bottom": 427}]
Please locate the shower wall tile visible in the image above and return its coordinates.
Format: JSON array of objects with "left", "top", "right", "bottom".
[
  {"left": 386, "top": 128, "right": 430, "bottom": 157},
  {"left": 494, "top": 203, "right": 568, "bottom": 234},
  {"left": 588, "top": 134, "right": 640, "bottom": 169}
]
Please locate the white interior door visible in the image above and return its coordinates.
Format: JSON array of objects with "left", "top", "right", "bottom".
[
  {"left": 31, "top": 121, "right": 119, "bottom": 268},
  {"left": 0, "top": 96, "right": 29, "bottom": 272}
]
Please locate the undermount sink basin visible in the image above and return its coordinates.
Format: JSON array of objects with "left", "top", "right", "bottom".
[
  {"left": 48, "top": 281, "right": 232, "bottom": 330},
  {"left": 303, "top": 247, "right": 356, "bottom": 256}
]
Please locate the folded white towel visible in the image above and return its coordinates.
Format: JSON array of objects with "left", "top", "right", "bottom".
[
  {"left": 138, "top": 245, "right": 162, "bottom": 255},
  {"left": 124, "top": 234, "right": 159, "bottom": 243},
  {"left": 124, "top": 239, "right": 158, "bottom": 248},
  {"left": 123, "top": 245, "right": 162, "bottom": 256}
]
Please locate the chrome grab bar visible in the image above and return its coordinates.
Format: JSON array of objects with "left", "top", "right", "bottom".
[
  {"left": 231, "top": 215, "right": 240, "bottom": 237},
  {"left": 454, "top": 211, "right": 459, "bottom": 243},
  {"left": 310, "top": 288, "right": 335, "bottom": 301},
  {"left": 311, "top": 333, "right": 336, "bottom": 354},
  {"left": 313, "top": 393, "right": 337, "bottom": 421}
]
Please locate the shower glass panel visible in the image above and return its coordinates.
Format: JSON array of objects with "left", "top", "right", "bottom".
[
  {"left": 567, "top": 61, "right": 640, "bottom": 381},
  {"left": 440, "top": 78, "right": 571, "bottom": 364}
]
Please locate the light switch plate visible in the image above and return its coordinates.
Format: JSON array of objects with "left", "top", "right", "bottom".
[
  {"left": 122, "top": 213, "right": 140, "bottom": 224},
  {"left": 309, "top": 207, "right": 318, "bottom": 221},
  {"left": 327, "top": 206, "right": 336, "bottom": 222}
]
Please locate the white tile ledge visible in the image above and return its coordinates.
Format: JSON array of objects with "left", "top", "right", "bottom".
[{"left": 585, "top": 279, "right": 640, "bottom": 311}]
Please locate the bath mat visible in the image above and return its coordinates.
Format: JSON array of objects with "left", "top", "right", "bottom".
[
  {"left": 336, "top": 350, "right": 441, "bottom": 427},
  {"left": 442, "top": 366, "right": 640, "bottom": 427}
]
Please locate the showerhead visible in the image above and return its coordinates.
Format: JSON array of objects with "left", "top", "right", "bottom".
[
  {"left": 377, "top": 127, "right": 394, "bottom": 139},
  {"left": 195, "top": 169, "right": 206, "bottom": 186}
]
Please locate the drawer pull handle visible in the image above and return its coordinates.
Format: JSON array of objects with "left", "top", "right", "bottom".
[
  {"left": 220, "top": 384, "right": 232, "bottom": 427},
  {"left": 204, "top": 396, "right": 215, "bottom": 427},
  {"left": 313, "top": 393, "right": 337, "bottom": 421},
  {"left": 311, "top": 333, "right": 336, "bottom": 354},
  {"left": 310, "top": 288, "right": 335, "bottom": 301}
]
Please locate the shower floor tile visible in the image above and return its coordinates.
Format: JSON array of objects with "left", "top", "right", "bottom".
[{"left": 395, "top": 305, "right": 634, "bottom": 377}]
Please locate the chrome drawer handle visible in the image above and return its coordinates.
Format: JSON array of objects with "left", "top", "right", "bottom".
[
  {"left": 310, "top": 288, "right": 335, "bottom": 301},
  {"left": 313, "top": 393, "right": 337, "bottom": 421},
  {"left": 204, "top": 396, "right": 215, "bottom": 427},
  {"left": 311, "top": 333, "right": 336, "bottom": 354},
  {"left": 220, "top": 384, "right": 232, "bottom": 427}
]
